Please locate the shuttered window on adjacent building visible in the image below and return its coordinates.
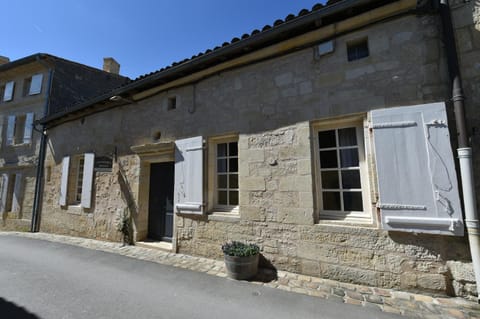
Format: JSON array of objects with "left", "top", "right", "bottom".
[
  {"left": 0, "top": 173, "right": 23, "bottom": 214},
  {"left": 6, "top": 113, "right": 34, "bottom": 145}
]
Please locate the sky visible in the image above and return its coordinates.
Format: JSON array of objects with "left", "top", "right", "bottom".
[{"left": 2, "top": 0, "right": 327, "bottom": 79}]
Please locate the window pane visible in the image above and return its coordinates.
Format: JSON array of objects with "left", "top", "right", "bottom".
[
  {"left": 229, "top": 191, "right": 239, "bottom": 205},
  {"left": 217, "top": 159, "right": 227, "bottom": 172},
  {"left": 228, "top": 142, "right": 238, "bottom": 156},
  {"left": 321, "top": 171, "right": 339, "bottom": 189},
  {"left": 338, "top": 128, "right": 357, "bottom": 146},
  {"left": 341, "top": 170, "right": 361, "bottom": 189},
  {"left": 340, "top": 149, "right": 359, "bottom": 167},
  {"left": 343, "top": 192, "right": 363, "bottom": 211},
  {"left": 229, "top": 158, "right": 238, "bottom": 172},
  {"left": 217, "top": 143, "right": 227, "bottom": 157},
  {"left": 318, "top": 130, "right": 336, "bottom": 149},
  {"left": 320, "top": 150, "right": 337, "bottom": 168},
  {"left": 229, "top": 174, "right": 238, "bottom": 188},
  {"left": 323, "top": 192, "right": 341, "bottom": 210},
  {"left": 217, "top": 175, "right": 227, "bottom": 188},
  {"left": 218, "top": 191, "right": 228, "bottom": 205}
]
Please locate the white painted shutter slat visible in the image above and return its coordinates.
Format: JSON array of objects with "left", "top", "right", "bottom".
[
  {"left": 23, "top": 113, "right": 34, "bottom": 144},
  {"left": 12, "top": 174, "right": 23, "bottom": 213},
  {"left": 59, "top": 156, "right": 70, "bottom": 206},
  {"left": 371, "top": 102, "right": 463, "bottom": 236},
  {"left": 6, "top": 116, "right": 15, "bottom": 145},
  {"left": 0, "top": 174, "right": 9, "bottom": 213},
  {"left": 81, "top": 153, "right": 95, "bottom": 208},
  {"left": 174, "top": 136, "right": 204, "bottom": 215}
]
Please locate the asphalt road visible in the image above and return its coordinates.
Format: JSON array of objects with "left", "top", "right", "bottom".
[{"left": 0, "top": 235, "right": 402, "bottom": 319}]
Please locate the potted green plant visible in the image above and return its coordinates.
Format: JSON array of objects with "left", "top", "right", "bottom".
[{"left": 222, "top": 241, "right": 260, "bottom": 280}]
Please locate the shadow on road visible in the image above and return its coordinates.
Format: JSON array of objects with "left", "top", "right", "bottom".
[{"left": 0, "top": 297, "right": 41, "bottom": 319}]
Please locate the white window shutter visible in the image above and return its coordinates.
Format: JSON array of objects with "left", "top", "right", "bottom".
[
  {"left": 23, "top": 113, "right": 34, "bottom": 144},
  {"left": 29, "top": 74, "right": 43, "bottom": 95},
  {"left": 0, "top": 174, "right": 9, "bottom": 213},
  {"left": 81, "top": 153, "right": 95, "bottom": 208},
  {"left": 59, "top": 156, "right": 70, "bottom": 206},
  {"left": 12, "top": 174, "right": 23, "bottom": 213},
  {"left": 6, "top": 116, "right": 15, "bottom": 145},
  {"left": 371, "top": 102, "right": 463, "bottom": 236},
  {"left": 174, "top": 136, "right": 204, "bottom": 215},
  {"left": 4, "top": 81, "right": 14, "bottom": 101}
]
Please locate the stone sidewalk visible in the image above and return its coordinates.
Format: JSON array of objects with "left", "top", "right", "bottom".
[{"left": 2, "top": 231, "right": 479, "bottom": 319}]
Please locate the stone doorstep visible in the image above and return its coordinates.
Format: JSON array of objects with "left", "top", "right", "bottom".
[{"left": 3, "top": 231, "right": 480, "bottom": 318}]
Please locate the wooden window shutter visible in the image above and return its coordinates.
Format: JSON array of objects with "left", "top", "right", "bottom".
[
  {"left": 81, "top": 153, "right": 95, "bottom": 208},
  {"left": 371, "top": 102, "right": 463, "bottom": 236},
  {"left": 6, "top": 116, "right": 15, "bottom": 145},
  {"left": 3, "top": 81, "right": 14, "bottom": 101},
  {"left": 174, "top": 136, "right": 204, "bottom": 214},
  {"left": 12, "top": 174, "right": 23, "bottom": 213},
  {"left": 0, "top": 174, "right": 9, "bottom": 213},
  {"left": 59, "top": 156, "right": 70, "bottom": 206},
  {"left": 23, "top": 113, "right": 34, "bottom": 144},
  {"left": 29, "top": 74, "right": 43, "bottom": 95}
]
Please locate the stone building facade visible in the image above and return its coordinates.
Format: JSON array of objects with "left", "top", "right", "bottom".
[
  {"left": 0, "top": 54, "right": 128, "bottom": 231},
  {"left": 38, "top": 0, "right": 480, "bottom": 299}
]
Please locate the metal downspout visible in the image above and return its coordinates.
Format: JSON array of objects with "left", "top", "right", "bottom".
[
  {"left": 439, "top": 0, "right": 480, "bottom": 301},
  {"left": 30, "top": 69, "right": 53, "bottom": 232}
]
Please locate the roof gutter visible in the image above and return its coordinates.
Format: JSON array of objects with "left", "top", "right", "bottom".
[{"left": 40, "top": 0, "right": 408, "bottom": 127}]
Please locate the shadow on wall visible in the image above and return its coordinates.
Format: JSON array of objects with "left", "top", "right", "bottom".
[
  {"left": 0, "top": 297, "right": 41, "bottom": 319},
  {"left": 117, "top": 162, "right": 137, "bottom": 245}
]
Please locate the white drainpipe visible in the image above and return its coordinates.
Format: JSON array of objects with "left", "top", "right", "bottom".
[{"left": 458, "top": 147, "right": 480, "bottom": 302}]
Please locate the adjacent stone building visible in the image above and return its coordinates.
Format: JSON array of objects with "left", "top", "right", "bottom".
[
  {"left": 0, "top": 54, "right": 128, "bottom": 231},
  {"left": 37, "top": 0, "right": 480, "bottom": 299}
]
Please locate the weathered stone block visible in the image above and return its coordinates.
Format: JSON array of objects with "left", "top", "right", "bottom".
[{"left": 241, "top": 177, "right": 266, "bottom": 191}]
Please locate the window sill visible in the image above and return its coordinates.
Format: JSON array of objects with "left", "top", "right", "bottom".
[
  {"left": 208, "top": 212, "right": 240, "bottom": 223},
  {"left": 9, "top": 143, "right": 32, "bottom": 148},
  {"left": 317, "top": 216, "right": 375, "bottom": 227},
  {"left": 63, "top": 205, "right": 83, "bottom": 215}
]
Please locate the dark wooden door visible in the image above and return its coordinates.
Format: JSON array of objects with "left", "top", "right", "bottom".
[{"left": 148, "top": 162, "right": 174, "bottom": 242}]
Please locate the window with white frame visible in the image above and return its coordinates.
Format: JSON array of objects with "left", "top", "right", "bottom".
[
  {"left": 315, "top": 120, "right": 370, "bottom": 221},
  {"left": 67, "top": 155, "right": 85, "bottom": 205},
  {"left": 74, "top": 157, "right": 85, "bottom": 204},
  {"left": 207, "top": 136, "right": 239, "bottom": 213},
  {"left": 6, "top": 113, "right": 34, "bottom": 146},
  {"left": 215, "top": 140, "right": 239, "bottom": 207}
]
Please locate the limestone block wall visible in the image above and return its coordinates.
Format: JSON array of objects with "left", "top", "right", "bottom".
[{"left": 38, "top": 12, "right": 478, "bottom": 298}]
